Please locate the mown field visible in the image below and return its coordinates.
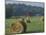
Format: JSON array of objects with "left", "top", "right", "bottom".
[{"left": 5, "top": 16, "right": 44, "bottom": 35}]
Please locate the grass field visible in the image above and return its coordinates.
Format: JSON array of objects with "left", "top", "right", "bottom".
[{"left": 5, "top": 16, "right": 44, "bottom": 35}]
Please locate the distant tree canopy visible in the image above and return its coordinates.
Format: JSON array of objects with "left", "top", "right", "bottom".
[
  {"left": 5, "top": 4, "right": 44, "bottom": 18},
  {"left": 5, "top": 4, "right": 13, "bottom": 18}
]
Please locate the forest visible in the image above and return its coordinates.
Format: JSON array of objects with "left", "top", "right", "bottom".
[{"left": 5, "top": 3, "right": 44, "bottom": 18}]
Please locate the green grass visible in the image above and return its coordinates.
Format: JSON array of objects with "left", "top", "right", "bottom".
[
  {"left": 5, "top": 16, "right": 44, "bottom": 34},
  {"left": 26, "top": 16, "right": 44, "bottom": 32}
]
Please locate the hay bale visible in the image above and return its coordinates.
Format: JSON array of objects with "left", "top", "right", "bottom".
[{"left": 10, "top": 20, "right": 27, "bottom": 33}]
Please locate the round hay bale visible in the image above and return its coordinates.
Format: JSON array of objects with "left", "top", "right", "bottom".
[
  {"left": 40, "top": 16, "right": 44, "bottom": 21},
  {"left": 24, "top": 17, "right": 31, "bottom": 23},
  {"left": 10, "top": 20, "right": 27, "bottom": 33}
]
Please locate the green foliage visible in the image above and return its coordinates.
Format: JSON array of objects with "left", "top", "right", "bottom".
[
  {"left": 5, "top": 16, "right": 44, "bottom": 34},
  {"left": 5, "top": 4, "right": 44, "bottom": 18}
]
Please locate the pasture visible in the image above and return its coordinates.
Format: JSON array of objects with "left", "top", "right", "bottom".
[{"left": 5, "top": 16, "right": 44, "bottom": 35}]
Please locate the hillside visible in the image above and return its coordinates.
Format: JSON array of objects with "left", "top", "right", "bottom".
[{"left": 5, "top": 4, "right": 44, "bottom": 18}]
